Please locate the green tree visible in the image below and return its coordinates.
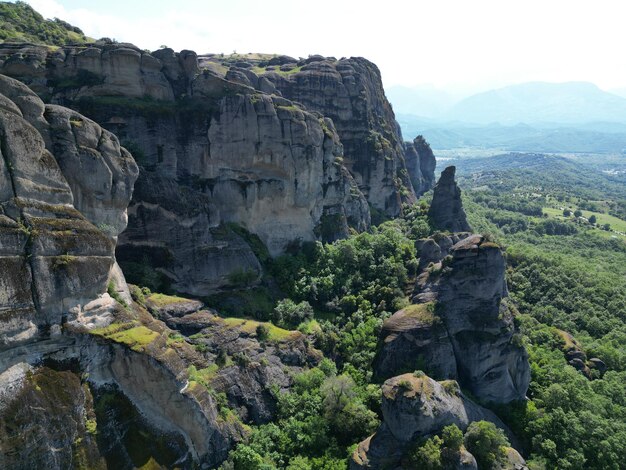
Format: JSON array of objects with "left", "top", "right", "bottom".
[{"left": 463, "top": 421, "right": 509, "bottom": 470}]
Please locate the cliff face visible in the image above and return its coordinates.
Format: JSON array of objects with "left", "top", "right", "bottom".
[
  {"left": 0, "top": 43, "right": 372, "bottom": 295},
  {"left": 375, "top": 233, "right": 530, "bottom": 405},
  {"left": 0, "top": 73, "right": 137, "bottom": 344},
  {"left": 211, "top": 55, "right": 436, "bottom": 214},
  {"left": 404, "top": 135, "right": 437, "bottom": 194},
  {"left": 261, "top": 57, "right": 417, "bottom": 215},
  {"left": 0, "top": 75, "right": 245, "bottom": 469},
  {"left": 375, "top": 168, "right": 529, "bottom": 404}
]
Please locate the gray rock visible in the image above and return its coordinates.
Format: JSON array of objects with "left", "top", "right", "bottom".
[
  {"left": 404, "top": 135, "right": 437, "bottom": 197},
  {"left": 382, "top": 233, "right": 529, "bottom": 404},
  {"left": 351, "top": 373, "right": 512, "bottom": 469},
  {"left": 262, "top": 57, "right": 427, "bottom": 216},
  {"left": 428, "top": 166, "right": 471, "bottom": 232},
  {"left": 0, "top": 74, "right": 137, "bottom": 345}
]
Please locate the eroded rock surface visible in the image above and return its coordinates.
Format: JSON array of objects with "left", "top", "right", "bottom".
[
  {"left": 428, "top": 166, "right": 471, "bottom": 232},
  {"left": 0, "top": 43, "right": 377, "bottom": 294},
  {"left": 375, "top": 234, "right": 530, "bottom": 404},
  {"left": 0, "top": 73, "right": 138, "bottom": 345},
  {"left": 0, "top": 75, "right": 243, "bottom": 469},
  {"left": 351, "top": 373, "right": 515, "bottom": 469}
]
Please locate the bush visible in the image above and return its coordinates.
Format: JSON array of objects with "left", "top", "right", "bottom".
[
  {"left": 463, "top": 421, "right": 509, "bottom": 469},
  {"left": 256, "top": 324, "right": 270, "bottom": 341},
  {"left": 272, "top": 299, "right": 313, "bottom": 328}
]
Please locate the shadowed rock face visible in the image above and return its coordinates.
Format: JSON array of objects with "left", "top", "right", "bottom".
[
  {"left": 351, "top": 374, "right": 520, "bottom": 470},
  {"left": 437, "top": 236, "right": 529, "bottom": 404},
  {"left": 375, "top": 234, "right": 530, "bottom": 405},
  {"left": 428, "top": 166, "right": 471, "bottom": 232},
  {"left": 404, "top": 135, "right": 437, "bottom": 196},
  {"left": 0, "top": 73, "right": 138, "bottom": 345},
  {"left": 0, "top": 43, "right": 373, "bottom": 295}
]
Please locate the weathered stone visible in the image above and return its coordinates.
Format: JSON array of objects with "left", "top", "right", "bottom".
[
  {"left": 428, "top": 166, "right": 471, "bottom": 232},
  {"left": 0, "top": 74, "right": 138, "bottom": 344},
  {"left": 351, "top": 373, "right": 512, "bottom": 469},
  {"left": 262, "top": 57, "right": 434, "bottom": 215},
  {"left": 0, "top": 44, "right": 374, "bottom": 294},
  {"left": 373, "top": 303, "right": 457, "bottom": 382},
  {"left": 404, "top": 135, "right": 437, "bottom": 196}
]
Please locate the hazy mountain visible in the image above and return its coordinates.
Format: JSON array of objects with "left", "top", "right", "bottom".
[
  {"left": 445, "top": 81, "right": 626, "bottom": 125},
  {"left": 386, "top": 85, "right": 459, "bottom": 117},
  {"left": 396, "top": 114, "right": 626, "bottom": 154}
]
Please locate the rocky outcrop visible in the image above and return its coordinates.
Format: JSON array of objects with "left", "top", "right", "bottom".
[
  {"left": 428, "top": 166, "right": 471, "bottom": 232},
  {"left": 351, "top": 373, "right": 519, "bottom": 469},
  {"left": 375, "top": 234, "right": 530, "bottom": 404},
  {"left": 0, "top": 75, "right": 247, "bottom": 469},
  {"left": 144, "top": 292, "right": 322, "bottom": 424},
  {"left": 404, "top": 135, "right": 437, "bottom": 195},
  {"left": 255, "top": 57, "right": 433, "bottom": 214},
  {"left": 0, "top": 73, "right": 138, "bottom": 345},
  {"left": 0, "top": 43, "right": 373, "bottom": 295}
]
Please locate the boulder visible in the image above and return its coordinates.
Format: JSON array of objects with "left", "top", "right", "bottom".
[
  {"left": 351, "top": 373, "right": 512, "bottom": 469},
  {"left": 380, "top": 234, "right": 530, "bottom": 404}
]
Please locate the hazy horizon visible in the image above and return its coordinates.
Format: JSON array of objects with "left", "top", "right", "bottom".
[{"left": 19, "top": 0, "right": 626, "bottom": 96}]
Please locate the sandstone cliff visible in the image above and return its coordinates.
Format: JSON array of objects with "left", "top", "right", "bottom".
[
  {"left": 207, "top": 54, "right": 437, "bottom": 214},
  {"left": 0, "top": 73, "right": 137, "bottom": 344},
  {"left": 0, "top": 42, "right": 376, "bottom": 295},
  {"left": 0, "top": 75, "right": 245, "bottom": 469}
]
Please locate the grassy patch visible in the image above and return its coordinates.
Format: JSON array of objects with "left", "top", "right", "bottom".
[
  {"left": 147, "top": 292, "right": 192, "bottom": 308},
  {"left": 220, "top": 317, "right": 295, "bottom": 342},
  {"left": 90, "top": 322, "right": 160, "bottom": 352},
  {"left": 187, "top": 364, "right": 219, "bottom": 388},
  {"left": 401, "top": 303, "right": 436, "bottom": 323}
]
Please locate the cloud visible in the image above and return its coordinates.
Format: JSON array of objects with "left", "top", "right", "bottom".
[{"left": 22, "top": 0, "right": 626, "bottom": 92}]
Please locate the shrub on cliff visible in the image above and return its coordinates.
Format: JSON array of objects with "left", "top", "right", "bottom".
[{"left": 463, "top": 421, "right": 509, "bottom": 469}]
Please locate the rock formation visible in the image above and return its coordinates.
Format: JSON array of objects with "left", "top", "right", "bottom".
[
  {"left": 0, "top": 73, "right": 137, "bottom": 344},
  {"left": 375, "top": 234, "right": 530, "bottom": 404},
  {"left": 207, "top": 55, "right": 437, "bottom": 211},
  {"left": 0, "top": 42, "right": 379, "bottom": 295},
  {"left": 404, "top": 135, "right": 437, "bottom": 196},
  {"left": 351, "top": 373, "right": 526, "bottom": 469},
  {"left": 0, "top": 75, "right": 245, "bottom": 468},
  {"left": 428, "top": 166, "right": 471, "bottom": 232},
  {"left": 260, "top": 57, "right": 421, "bottom": 214}
]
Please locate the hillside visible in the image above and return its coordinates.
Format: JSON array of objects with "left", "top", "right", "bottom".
[
  {"left": 446, "top": 81, "right": 626, "bottom": 125},
  {"left": 0, "top": 1, "right": 92, "bottom": 45}
]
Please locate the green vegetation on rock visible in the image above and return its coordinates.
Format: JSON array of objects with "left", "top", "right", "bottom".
[{"left": 0, "top": 1, "right": 92, "bottom": 44}]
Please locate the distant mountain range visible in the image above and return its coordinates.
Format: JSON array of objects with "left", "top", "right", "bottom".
[
  {"left": 389, "top": 82, "right": 626, "bottom": 153},
  {"left": 446, "top": 82, "right": 626, "bottom": 125}
]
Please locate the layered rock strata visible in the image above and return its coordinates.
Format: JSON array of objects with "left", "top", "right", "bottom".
[{"left": 0, "top": 43, "right": 379, "bottom": 294}]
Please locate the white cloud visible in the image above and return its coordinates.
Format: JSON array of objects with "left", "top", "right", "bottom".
[{"left": 21, "top": 0, "right": 626, "bottom": 93}]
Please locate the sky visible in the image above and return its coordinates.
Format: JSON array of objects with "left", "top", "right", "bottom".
[{"left": 22, "top": 0, "right": 626, "bottom": 95}]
